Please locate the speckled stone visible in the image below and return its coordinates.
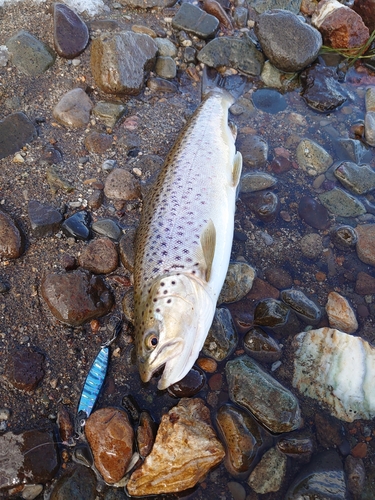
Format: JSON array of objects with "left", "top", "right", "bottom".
[
  {"left": 296, "top": 139, "right": 333, "bottom": 176},
  {"left": 104, "top": 168, "right": 141, "bottom": 201},
  {"left": 0, "top": 210, "right": 23, "bottom": 259},
  {"left": 6, "top": 30, "right": 56, "bottom": 76},
  {"left": 319, "top": 188, "right": 366, "bottom": 217},
  {"left": 356, "top": 224, "right": 375, "bottom": 267},
  {"left": 53, "top": 88, "right": 93, "bottom": 128},
  {"left": 53, "top": 3, "right": 89, "bottom": 59},
  {"left": 218, "top": 262, "right": 256, "bottom": 304},
  {"left": 78, "top": 237, "right": 119, "bottom": 274},
  {"left": 6, "top": 346, "right": 45, "bottom": 392},
  {"left": 92, "top": 101, "right": 126, "bottom": 128},
  {"left": 84, "top": 131, "right": 113, "bottom": 154},
  {"left": 248, "top": 447, "right": 287, "bottom": 494},
  {"left": 326, "top": 291, "right": 358, "bottom": 334}
]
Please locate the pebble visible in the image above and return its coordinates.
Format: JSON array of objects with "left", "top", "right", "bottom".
[
  {"left": 90, "top": 32, "right": 157, "bottom": 95},
  {"left": 298, "top": 195, "right": 330, "bottom": 230},
  {"left": 53, "top": 88, "right": 93, "bottom": 128},
  {"left": 226, "top": 355, "right": 301, "bottom": 433},
  {"left": 254, "top": 298, "right": 290, "bottom": 327},
  {"left": 233, "top": 6, "right": 248, "bottom": 28},
  {"left": 136, "top": 411, "right": 156, "bottom": 459},
  {"left": 62, "top": 210, "right": 91, "bottom": 240},
  {"left": 84, "top": 131, "right": 113, "bottom": 154},
  {"left": 355, "top": 224, "right": 375, "bottom": 267},
  {"left": 57, "top": 406, "right": 74, "bottom": 443},
  {"left": 92, "top": 219, "right": 122, "bottom": 241},
  {"left": 88, "top": 190, "right": 104, "bottom": 210},
  {"left": 202, "top": 307, "right": 238, "bottom": 361},
  {"left": 281, "top": 289, "right": 322, "bottom": 324},
  {"left": 355, "top": 271, "right": 375, "bottom": 295},
  {"left": 243, "top": 327, "right": 282, "bottom": 363},
  {"left": 132, "top": 24, "right": 157, "bottom": 38},
  {"left": 0, "top": 210, "right": 23, "bottom": 259},
  {"left": 197, "top": 36, "right": 264, "bottom": 76},
  {"left": 270, "top": 155, "right": 292, "bottom": 174},
  {"left": 240, "top": 172, "right": 276, "bottom": 194},
  {"left": 285, "top": 450, "right": 348, "bottom": 499},
  {"left": 300, "top": 63, "right": 348, "bottom": 112},
  {"left": 127, "top": 399, "right": 225, "bottom": 495},
  {"left": 155, "top": 56, "right": 176, "bottom": 79},
  {"left": 345, "top": 455, "right": 365, "bottom": 499},
  {"left": 168, "top": 365, "right": 206, "bottom": 398},
  {"left": 104, "top": 168, "right": 141, "bottom": 202},
  {"left": 277, "top": 434, "right": 314, "bottom": 461},
  {"left": 196, "top": 357, "right": 217, "bottom": 373},
  {"left": 119, "top": 228, "right": 136, "bottom": 272},
  {"left": 334, "top": 161, "right": 375, "bottom": 195},
  {"left": 102, "top": 159, "right": 117, "bottom": 172},
  {"left": 6, "top": 346, "right": 45, "bottom": 392},
  {"left": 248, "top": 447, "right": 287, "bottom": 494},
  {"left": 236, "top": 134, "right": 268, "bottom": 169},
  {"left": 53, "top": 3, "right": 89, "bottom": 59},
  {"left": 85, "top": 408, "right": 134, "bottom": 484},
  {"left": 147, "top": 77, "right": 178, "bottom": 93},
  {"left": 6, "top": 30, "right": 56, "bottom": 76},
  {"left": 155, "top": 37, "right": 177, "bottom": 57},
  {"left": 296, "top": 139, "right": 333, "bottom": 176},
  {"left": 264, "top": 266, "right": 293, "bottom": 289},
  {"left": 254, "top": 10, "right": 322, "bottom": 72},
  {"left": 0, "top": 429, "right": 60, "bottom": 491},
  {"left": 41, "top": 270, "right": 114, "bottom": 326},
  {"left": 312, "top": 0, "right": 369, "bottom": 49},
  {"left": 319, "top": 188, "right": 366, "bottom": 217},
  {"left": 216, "top": 403, "right": 263, "bottom": 478},
  {"left": 202, "top": 0, "right": 234, "bottom": 30},
  {"left": 78, "top": 237, "right": 119, "bottom": 274},
  {"left": 252, "top": 88, "right": 287, "bottom": 114},
  {"left": 50, "top": 464, "right": 97, "bottom": 500},
  {"left": 330, "top": 224, "right": 358, "bottom": 251},
  {"left": 332, "top": 138, "right": 372, "bottom": 164},
  {"left": 46, "top": 165, "right": 74, "bottom": 193},
  {"left": 326, "top": 291, "right": 358, "bottom": 334},
  {"left": 0, "top": 45, "right": 9, "bottom": 66},
  {"left": 92, "top": 101, "right": 126, "bottom": 128},
  {"left": 0, "top": 112, "right": 37, "bottom": 160},
  {"left": 218, "top": 262, "right": 255, "bottom": 304},
  {"left": 300, "top": 233, "right": 323, "bottom": 259},
  {"left": 172, "top": 3, "right": 218, "bottom": 39},
  {"left": 27, "top": 200, "right": 63, "bottom": 238},
  {"left": 242, "top": 191, "right": 280, "bottom": 222}
]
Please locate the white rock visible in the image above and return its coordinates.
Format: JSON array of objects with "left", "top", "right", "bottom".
[
  {"left": 325, "top": 291, "right": 358, "bottom": 334},
  {"left": 312, "top": 0, "right": 343, "bottom": 28},
  {"left": 293, "top": 328, "right": 375, "bottom": 422}
]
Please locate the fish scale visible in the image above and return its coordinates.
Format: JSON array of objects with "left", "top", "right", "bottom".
[{"left": 133, "top": 89, "right": 242, "bottom": 390}]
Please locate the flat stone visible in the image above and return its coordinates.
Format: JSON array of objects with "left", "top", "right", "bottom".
[
  {"left": 301, "top": 63, "right": 347, "bottom": 112},
  {"left": 6, "top": 30, "right": 55, "bottom": 76},
  {"left": 312, "top": 0, "right": 369, "bottom": 49},
  {"left": 92, "top": 219, "right": 122, "bottom": 241},
  {"left": 218, "top": 262, "right": 256, "bottom": 304},
  {"left": 326, "top": 291, "right": 358, "bottom": 334},
  {"left": 236, "top": 134, "right": 268, "bottom": 168},
  {"left": 0, "top": 210, "right": 23, "bottom": 259},
  {"left": 332, "top": 138, "right": 372, "bottom": 165},
  {"left": 172, "top": 3, "right": 219, "bottom": 39},
  {"left": 127, "top": 398, "right": 225, "bottom": 495},
  {"left": 6, "top": 346, "right": 45, "bottom": 392},
  {"left": 226, "top": 355, "right": 301, "bottom": 433},
  {"left": 0, "top": 112, "right": 37, "bottom": 160},
  {"left": 319, "top": 188, "right": 366, "bottom": 217},
  {"left": 0, "top": 429, "right": 60, "bottom": 491},
  {"left": 84, "top": 131, "right": 113, "bottom": 154},
  {"left": 296, "top": 139, "right": 333, "bottom": 176},
  {"left": 356, "top": 224, "right": 375, "bottom": 267},
  {"left": 281, "top": 289, "right": 322, "bottom": 324},
  {"left": 78, "top": 237, "right": 119, "bottom": 274},
  {"left": 252, "top": 88, "right": 287, "bottom": 114},
  {"left": 248, "top": 447, "right": 287, "bottom": 494},
  {"left": 104, "top": 168, "right": 141, "bottom": 201},
  {"left": 300, "top": 233, "right": 323, "bottom": 259},
  {"left": 334, "top": 161, "right": 375, "bottom": 195},
  {"left": 85, "top": 408, "right": 134, "bottom": 484},
  {"left": 53, "top": 3, "right": 89, "bottom": 59},
  {"left": 90, "top": 31, "right": 157, "bottom": 95},
  {"left": 92, "top": 101, "right": 126, "bottom": 128},
  {"left": 254, "top": 10, "right": 322, "bottom": 73},
  {"left": 197, "top": 36, "right": 264, "bottom": 76},
  {"left": 28, "top": 200, "right": 63, "bottom": 238},
  {"left": 244, "top": 327, "right": 282, "bottom": 363},
  {"left": 155, "top": 56, "right": 176, "bottom": 79},
  {"left": 147, "top": 77, "right": 178, "bottom": 93},
  {"left": 53, "top": 88, "right": 93, "bottom": 128},
  {"left": 50, "top": 464, "right": 97, "bottom": 500},
  {"left": 41, "top": 270, "right": 114, "bottom": 326},
  {"left": 240, "top": 172, "right": 277, "bottom": 193}
]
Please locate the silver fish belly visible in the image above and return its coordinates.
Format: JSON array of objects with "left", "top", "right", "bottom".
[{"left": 133, "top": 89, "right": 242, "bottom": 390}]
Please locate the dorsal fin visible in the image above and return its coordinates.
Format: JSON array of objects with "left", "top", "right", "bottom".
[{"left": 200, "top": 219, "right": 216, "bottom": 282}]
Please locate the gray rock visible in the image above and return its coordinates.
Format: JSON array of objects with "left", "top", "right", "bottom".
[
  {"left": 155, "top": 56, "right": 176, "bottom": 79},
  {"left": 50, "top": 464, "right": 97, "bottom": 500},
  {"left": 296, "top": 139, "right": 333, "bottom": 176},
  {"left": 28, "top": 200, "right": 63, "bottom": 238},
  {"left": 53, "top": 88, "right": 93, "bottom": 128},
  {"left": 155, "top": 37, "right": 177, "bottom": 57},
  {"left": 233, "top": 6, "right": 249, "bottom": 27},
  {"left": 319, "top": 188, "right": 366, "bottom": 217},
  {"left": 332, "top": 138, "right": 372, "bottom": 164},
  {"left": 254, "top": 10, "right": 322, "bottom": 72},
  {"left": 0, "top": 45, "right": 9, "bottom": 66},
  {"left": 248, "top": 447, "right": 287, "bottom": 494},
  {"left": 172, "top": 3, "right": 219, "bottom": 39},
  {"left": 198, "top": 36, "right": 264, "bottom": 76},
  {"left": 6, "top": 30, "right": 55, "bottom": 76},
  {"left": 92, "top": 101, "right": 126, "bottom": 128},
  {"left": 92, "top": 219, "right": 122, "bottom": 241},
  {"left": 119, "top": 228, "right": 136, "bottom": 273},
  {"left": 236, "top": 134, "right": 268, "bottom": 169},
  {"left": 203, "top": 308, "right": 238, "bottom": 361},
  {"left": 91, "top": 31, "right": 157, "bottom": 95},
  {"left": 250, "top": 0, "right": 302, "bottom": 14},
  {"left": 260, "top": 61, "right": 296, "bottom": 90},
  {"left": 280, "top": 289, "right": 321, "bottom": 324},
  {"left": 301, "top": 63, "right": 347, "bottom": 113},
  {"left": 226, "top": 355, "right": 302, "bottom": 433},
  {"left": 334, "top": 161, "right": 375, "bottom": 195},
  {"left": 240, "top": 172, "right": 277, "bottom": 193},
  {"left": 118, "top": 0, "right": 177, "bottom": 7},
  {"left": 0, "top": 112, "right": 37, "bottom": 160},
  {"left": 218, "top": 262, "right": 255, "bottom": 304}
]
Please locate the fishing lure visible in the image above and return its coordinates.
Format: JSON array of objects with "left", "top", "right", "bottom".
[{"left": 75, "top": 318, "right": 122, "bottom": 436}]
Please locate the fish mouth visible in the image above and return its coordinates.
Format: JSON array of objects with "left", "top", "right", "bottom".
[{"left": 139, "top": 338, "right": 185, "bottom": 385}]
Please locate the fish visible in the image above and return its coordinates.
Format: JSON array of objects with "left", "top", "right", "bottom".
[{"left": 133, "top": 81, "right": 242, "bottom": 390}]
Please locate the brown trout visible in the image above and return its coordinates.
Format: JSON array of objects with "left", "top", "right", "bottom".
[{"left": 133, "top": 88, "right": 242, "bottom": 390}]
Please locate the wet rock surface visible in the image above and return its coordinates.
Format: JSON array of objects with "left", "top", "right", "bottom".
[{"left": 53, "top": 88, "right": 93, "bottom": 128}]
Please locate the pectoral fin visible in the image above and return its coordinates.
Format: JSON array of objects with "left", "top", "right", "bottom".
[
  {"left": 232, "top": 151, "right": 242, "bottom": 187},
  {"left": 200, "top": 219, "right": 216, "bottom": 282}
]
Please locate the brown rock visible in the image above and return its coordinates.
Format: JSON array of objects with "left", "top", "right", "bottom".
[
  {"left": 355, "top": 271, "right": 375, "bottom": 295},
  {"left": 84, "top": 131, "right": 113, "bottom": 154},
  {"left": 78, "top": 237, "right": 119, "bottom": 274},
  {"left": 119, "top": 229, "right": 136, "bottom": 273},
  {"left": 312, "top": 0, "right": 369, "bottom": 49},
  {"left": 136, "top": 411, "right": 157, "bottom": 459},
  {"left": 53, "top": 3, "right": 89, "bottom": 59},
  {"left": 85, "top": 408, "right": 134, "bottom": 484},
  {"left": 353, "top": 0, "right": 375, "bottom": 33},
  {"left": 104, "top": 168, "right": 141, "bottom": 201},
  {"left": 248, "top": 447, "right": 287, "bottom": 494},
  {"left": 325, "top": 291, "right": 358, "bottom": 334},
  {"left": 41, "top": 270, "right": 114, "bottom": 326},
  {"left": 6, "top": 346, "right": 45, "bottom": 391},
  {"left": 351, "top": 442, "right": 367, "bottom": 459},
  {"left": 264, "top": 267, "right": 293, "bottom": 289},
  {"left": 356, "top": 224, "right": 375, "bottom": 267},
  {"left": 88, "top": 189, "right": 104, "bottom": 210},
  {"left": 127, "top": 398, "right": 225, "bottom": 496},
  {"left": 53, "top": 88, "right": 93, "bottom": 128},
  {"left": 0, "top": 210, "right": 23, "bottom": 259}
]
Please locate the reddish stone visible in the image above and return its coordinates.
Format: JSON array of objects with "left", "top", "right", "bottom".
[
  {"left": 208, "top": 373, "right": 223, "bottom": 391},
  {"left": 353, "top": 0, "right": 375, "bottom": 33},
  {"left": 355, "top": 271, "right": 375, "bottom": 295},
  {"left": 6, "top": 346, "right": 45, "bottom": 391},
  {"left": 84, "top": 131, "right": 113, "bottom": 154},
  {"left": 351, "top": 442, "right": 367, "bottom": 459},
  {"left": 0, "top": 211, "right": 23, "bottom": 259},
  {"left": 78, "top": 237, "right": 119, "bottom": 274}
]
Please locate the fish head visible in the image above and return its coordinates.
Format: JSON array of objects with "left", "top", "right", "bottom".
[{"left": 135, "top": 274, "right": 215, "bottom": 390}]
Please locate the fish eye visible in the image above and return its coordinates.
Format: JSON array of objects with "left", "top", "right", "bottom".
[{"left": 145, "top": 330, "right": 159, "bottom": 350}]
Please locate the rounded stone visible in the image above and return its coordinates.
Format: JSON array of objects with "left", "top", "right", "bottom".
[
  {"left": 248, "top": 447, "right": 287, "bottom": 494},
  {"left": 296, "top": 139, "right": 333, "bottom": 176},
  {"left": 53, "top": 88, "right": 93, "bottom": 128},
  {"left": 50, "top": 464, "right": 97, "bottom": 500},
  {"left": 168, "top": 366, "right": 206, "bottom": 398},
  {"left": 330, "top": 224, "right": 358, "bottom": 251},
  {"left": 0, "top": 210, "right": 23, "bottom": 259},
  {"left": 298, "top": 196, "right": 330, "bottom": 230},
  {"left": 78, "top": 237, "right": 119, "bottom": 274},
  {"left": 104, "top": 168, "right": 141, "bottom": 201},
  {"left": 53, "top": 3, "right": 89, "bottom": 59},
  {"left": 243, "top": 327, "right": 282, "bottom": 363},
  {"left": 300, "top": 233, "right": 323, "bottom": 259},
  {"left": 155, "top": 56, "right": 176, "bottom": 79},
  {"left": 84, "top": 131, "right": 113, "bottom": 154},
  {"left": 218, "top": 262, "right": 255, "bottom": 304}
]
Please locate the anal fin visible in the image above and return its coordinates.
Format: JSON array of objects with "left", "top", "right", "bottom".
[{"left": 200, "top": 219, "right": 216, "bottom": 282}]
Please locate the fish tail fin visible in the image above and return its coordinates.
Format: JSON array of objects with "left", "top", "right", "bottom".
[{"left": 201, "top": 65, "right": 247, "bottom": 101}]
